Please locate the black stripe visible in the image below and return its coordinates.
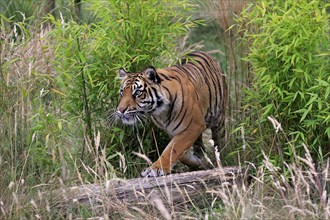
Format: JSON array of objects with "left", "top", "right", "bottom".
[
  {"left": 207, "top": 59, "right": 224, "bottom": 116},
  {"left": 187, "top": 63, "right": 213, "bottom": 116},
  {"left": 193, "top": 54, "right": 223, "bottom": 117},
  {"left": 172, "top": 66, "right": 199, "bottom": 96},
  {"left": 172, "top": 66, "right": 187, "bottom": 78},
  {"left": 159, "top": 72, "right": 171, "bottom": 81},
  {"left": 174, "top": 65, "right": 198, "bottom": 83},
  {"left": 165, "top": 93, "right": 177, "bottom": 127},
  {"left": 177, "top": 117, "right": 193, "bottom": 134},
  {"left": 151, "top": 87, "right": 161, "bottom": 100},
  {"left": 145, "top": 87, "right": 155, "bottom": 109},
  {"left": 194, "top": 59, "right": 219, "bottom": 114},
  {"left": 172, "top": 80, "right": 185, "bottom": 123},
  {"left": 161, "top": 84, "right": 171, "bottom": 97},
  {"left": 172, "top": 106, "right": 188, "bottom": 133}
]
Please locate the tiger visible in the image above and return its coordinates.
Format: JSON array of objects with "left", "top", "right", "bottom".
[{"left": 116, "top": 51, "right": 227, "bottom": 177}]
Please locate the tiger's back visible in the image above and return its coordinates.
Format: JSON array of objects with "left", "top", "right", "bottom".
[
  {"left": 163, "top": 51, "right": 226, "bottom": 130},
  {"left": 117, "top": 51, "right": 227, "bottom": 177}
]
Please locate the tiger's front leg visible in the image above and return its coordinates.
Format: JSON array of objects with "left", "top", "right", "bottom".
[{"left": 141, "top": 123, "right": 205, "bottom": 177}]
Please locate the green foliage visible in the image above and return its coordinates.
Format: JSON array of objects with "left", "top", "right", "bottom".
[
  {"left": 50, "top": 0, "right": 198, "bottom": 177},
  {"left": 238, "top": 0, "right": 329, "bottom": 162},
  {"left": 0, "top": 15, "right": 75, "bottom": 190},
  {"left": 0, "top": 0, "right": 41, "bottom": 23},
  {"left": 0, "top": 0, "right": 93, "bottom": 27}
]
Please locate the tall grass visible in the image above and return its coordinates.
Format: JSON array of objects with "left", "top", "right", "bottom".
[
  {"left": 0, "top": 15, "right": 74, "bottom": 219},
  {"left": 2, "top": 124, "right": 328, "bottom": 219}
]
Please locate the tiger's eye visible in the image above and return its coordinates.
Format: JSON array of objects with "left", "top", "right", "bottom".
[{"left": 135, "top": 90, "right": 142, "bottom": 96}]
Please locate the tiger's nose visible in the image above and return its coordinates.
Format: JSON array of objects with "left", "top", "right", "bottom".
[{"left": 117, "top": 106, "right": 128, "bottom": 114}]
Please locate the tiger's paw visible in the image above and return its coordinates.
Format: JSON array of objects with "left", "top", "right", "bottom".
[
  {"left": 140, "top": 167, "right": 166, "bottom": 177},
  {"left": 141, "top": 159, "right": 172, "bottom": 177}
]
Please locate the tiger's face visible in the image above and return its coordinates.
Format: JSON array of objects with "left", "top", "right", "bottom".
[{"left": 116, "top": 66, "right": 165, "bottom": 125}]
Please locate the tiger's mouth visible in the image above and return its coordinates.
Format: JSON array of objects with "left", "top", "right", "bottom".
[
  {"left": 117, "top": 112, "right": 145, "bottom": 125},
  {"left": 119, "top": 115, "right": 137, "bottom": 125}
]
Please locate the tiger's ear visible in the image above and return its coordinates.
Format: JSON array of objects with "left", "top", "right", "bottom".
[
  {"left": 145, "top": 66, "right": 161, "bottom": 83},
  {"left": 118, "top": 68, "right": 127, "bottom": 80}
]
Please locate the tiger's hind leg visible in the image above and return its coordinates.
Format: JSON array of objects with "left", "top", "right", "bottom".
[
  {"left": 211, "top": 125, "right": 226, "bottom": 150},
  {"left": 179, "top": 134, "right": 209, "bottom": 171},
  {"left": 192, "top": 134, "right": 205, "bottom": 155},
  {"left": 178, "top": 148, "right": 204, "bottom": 169},
  {"left": 211, "top": 116, "right": 226, "bottom": 164}
]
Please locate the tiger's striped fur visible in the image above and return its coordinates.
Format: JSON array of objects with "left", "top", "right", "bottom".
[{"left": 117, "top": 51, "right": 227, "bottom": 177}]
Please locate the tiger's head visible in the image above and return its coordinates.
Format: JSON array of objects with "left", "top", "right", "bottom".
[{"left": 116, "top": 66, "right": 169, "bottom": 125}]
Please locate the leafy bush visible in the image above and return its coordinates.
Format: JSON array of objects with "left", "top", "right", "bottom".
[
  {"left": 50, "top": 0, "right": 198, "bottom": 177},
  {"left": 0, "top": 15, "right": 72, "bottom": 190},
  {"left": 237, "top": 0, "right": 329, "bottom": 162},
  {"left": 0, "top": 0, "right": 41, "bottom": 23}
]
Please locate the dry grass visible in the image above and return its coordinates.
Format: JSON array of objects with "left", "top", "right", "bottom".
[
  {"left": 2, "top": 115, "right": 329, "bottom": 219},
  {"left": 202, "top": 0, "right": 249, "bottom": 31},
  {"left": 1, "top": 131, "right": 328, "bottom": 219}
]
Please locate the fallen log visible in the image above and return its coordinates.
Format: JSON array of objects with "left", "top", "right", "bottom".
[{"left": 50, "top": 166, "right": 247, "bottom": 208}]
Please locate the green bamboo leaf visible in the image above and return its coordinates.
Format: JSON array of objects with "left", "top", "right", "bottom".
[
  {"left": 300, "top": 104, "right": 313, "bottom": 122},
  {"left": 305, "top": 94, "right": 317, "bottom": 107},
  {"left": 292, "top": 68, "right": 303, "bottom": 73},
  {"left": 325, "top": 87, "right": 330, "bottom": 99},
  {"left": 317, "top": 98, "right": 322, "bottom": 110},
  {"left": 262, "top": 103, "right": 274, "bottom": 118},
  {"left": 78, "top": 52, "right": 86, "bottom": 63},
  {"left": 86, "top": 70, "right": 94, "bottom": 86},
  {"left": 325, "top": 127, "right": 330, "bottom": 139}
]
